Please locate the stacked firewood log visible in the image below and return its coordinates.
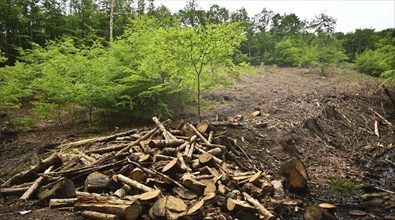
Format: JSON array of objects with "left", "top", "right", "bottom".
[{"left": 0, "top": 117, "right": 296, "bottom": 220}]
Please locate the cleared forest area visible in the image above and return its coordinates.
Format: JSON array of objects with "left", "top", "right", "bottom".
[{"left": 0, "top": 0, "right": 394, "bottom": 219}]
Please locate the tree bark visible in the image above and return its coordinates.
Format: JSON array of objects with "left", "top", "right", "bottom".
[
  {"left": 49, "top": 198, "right": 78, "bottom": 208},
  {"left": 113, "top": 174, "right": 153, "bottom": 192},
  {"left": 20, "top": 165, "right": 54, "bottom": 200},
  {"left": 109, "top": 0, "right": 115, "bottom": 42},
  {"left": 242, "top": 192, "right": 275, "bottom": 219}
]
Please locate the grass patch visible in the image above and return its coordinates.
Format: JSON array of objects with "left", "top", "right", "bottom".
[{"left": 327, "top": 176, "right": 359, "bottom": 197}]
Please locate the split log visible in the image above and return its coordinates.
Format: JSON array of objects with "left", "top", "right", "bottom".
[
  {"left": 183, "top": 128, "right": 195, "bottom": 138},
  {"left": 148, "top": 139, "right": 185, "bottom": 149},
  {"left": 248, "top": 171, "right": 262, "bottom": 184},
  {"left": 195, "top": 145, "right": 223, "bottom": 165},
  {"left": 129, "top": 161, "right": 187, "bottom": 190},
  {"left": 49, "top": 198, "right": 78, "bottom": 208},
  {"left": 166, "top": 196, "right": 187, "bottom": 213},
  {"left": 130, "top": 167, "right": 145, "bottom": 182},
  {"left": 227, "top": 198, "right": 256, "bottom": 213},
  {"left": 2, "top": 154, "right": 62, "bottom": 187},
  {"left": 206, "top": 166, "right": 220, "bottom": 180},
  {"left": 133, "top": 189, "right": 161, "bottom": 201},
  {"left": 76, "top": 191, "right": 118, "bottom": 203},
  {"left": 199, "top": 179, "right": 216, "bottom": 195},
  {"left": 172, "top": 187, "right": 198, "bottom": 200},
  {"left": 113, "top": 174, "right": 153, "bottom": 192},
  {"left": 187, "top": 200, "right": 204, "bottom": 215},
  {"left": 242, "top": 192, "right": 275, "bottom": 219},
  {"left": 138, "top": 154, "right": 153, "bottom": 163},
  {"left": 279, "top": 157, "right": 308, "bottom": 189},
  {"left": 162, "top": 158, "right": 184, "bottom": 175},
  {"left": 113, "top": 184, "right": 131, "bottom": 199},
  {"left": 82, "top": 211, "right": 119, "bottom": 220},
  {"left": 181, "top": 173, "right": 206, "bottom": 195},
  {"left": 218, "top": 182, "right": 228, "bottom": 195},
  {"left": 84, "top": 172, "right": 113, "bottom": 193},
  {"left": 207, "top": 147, "right": 223, "bottom": 157},
  {"left": 150, "top": 197, "right": 167, "bottom": 219},
  {"left": 197, "top": 121, "right": 214, "bottom": 134},
  {"left": 304, "top": 205, "right": 336, "bottom": 220},
  {"left": 75, "top": 202, "right": 140, "bottom": 220},
  {"left": 150, "top": 196, "right": 187, "bottom": 220},
  {"left": 20, "top": 165, "right": 54, "bottom": 200},
  {"left": 38, "top": 178, "right": 76, "bottom": 202}
]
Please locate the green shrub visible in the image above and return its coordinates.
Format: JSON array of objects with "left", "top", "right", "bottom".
[
  {"left": 356, "top": 50, "right": 391, "bottom": 76},
  {"left": 356, "top": 39, "right": 395, "bottom": 78},
  {"left": 0, "top": 62, "right": 31, "bottom": 116}
]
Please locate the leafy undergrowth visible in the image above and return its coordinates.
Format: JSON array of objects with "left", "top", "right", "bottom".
[{"left": 1, "top": 67, "right": 394, "bottom": 219}]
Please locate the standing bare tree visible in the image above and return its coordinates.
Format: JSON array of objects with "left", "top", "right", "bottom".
[{"left": 110, "top": 0, "right": 115, "bottom": 41}]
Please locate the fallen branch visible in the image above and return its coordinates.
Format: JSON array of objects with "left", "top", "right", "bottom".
[
  {"left": 242, "top": 192, "right": 275, "bottom": 219},
  {"left": 20, "top": 165, "right": 54, "bottom": 200}
]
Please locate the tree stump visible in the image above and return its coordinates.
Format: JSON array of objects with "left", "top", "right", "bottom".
[
  {"left": 279, "top": 158, "right": 308, "bottom": 189},
  {"left": 38, "top": 178, "right": 76, "bottom": 203}
]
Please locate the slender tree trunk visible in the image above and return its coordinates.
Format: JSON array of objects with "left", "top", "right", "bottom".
[
  {"left": 197, "top": 73, "right": 201, "bottom": 122},
  {"left": 110, "top": 0, "right": 115, "bottom": 42},
  {"left": 248, "top": 37, "right": 251, "bottom": 58}
]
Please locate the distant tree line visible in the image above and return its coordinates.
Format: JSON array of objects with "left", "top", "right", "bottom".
[{"left": 0, "top": 0, "right": 394, "bottom": 125}]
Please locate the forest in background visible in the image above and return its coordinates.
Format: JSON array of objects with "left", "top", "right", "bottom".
[{"left": 0, "top": 0, "right": 394, "bottom": 126}]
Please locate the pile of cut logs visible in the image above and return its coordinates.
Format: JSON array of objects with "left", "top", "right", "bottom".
[{"left": 0, "top": 117, "right": 293, "bottom": 220}]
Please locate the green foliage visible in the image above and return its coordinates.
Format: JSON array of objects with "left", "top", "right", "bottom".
[
  {"left": 356, "top": 38, "right": 395, "bottom": 77},
  {"left": 21, "top": 39, "right": 122, "bottom": 123},
  {"left": 1, "top": 16, "right": 245, "bottom": 124},
  {"left": 0, "top": 62, "right": 31, "bottom": 114},
  {"left": 0, "top": 50, "right": 6, "bottom": 63},
  {"left": 328, "top": 177, "right": 359, "bottom": 196},
  {"left": 382, "top": 70, "right": 395, "bottom": 85}
]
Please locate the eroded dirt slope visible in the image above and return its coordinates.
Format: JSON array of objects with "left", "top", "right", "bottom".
[{"left": 204, "top": 66, "right": 395, "bottom": 218}]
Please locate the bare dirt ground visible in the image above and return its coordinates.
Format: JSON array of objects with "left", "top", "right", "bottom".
[{"left": 1, "top": 66, "right": 394, "bottom": 219}]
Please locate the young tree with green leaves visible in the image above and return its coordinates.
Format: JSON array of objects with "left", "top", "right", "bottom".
[{"left": 181, "top": 22, "right": 246, "bottom": 120}]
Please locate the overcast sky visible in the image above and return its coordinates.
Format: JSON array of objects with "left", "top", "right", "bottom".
[{"left": 154, "top": 0, "right": 395, "bottom": 33}]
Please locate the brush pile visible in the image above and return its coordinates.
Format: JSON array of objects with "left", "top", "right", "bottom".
[{"left": 0, "top": 117, "right": 300, "bottom": 220}]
